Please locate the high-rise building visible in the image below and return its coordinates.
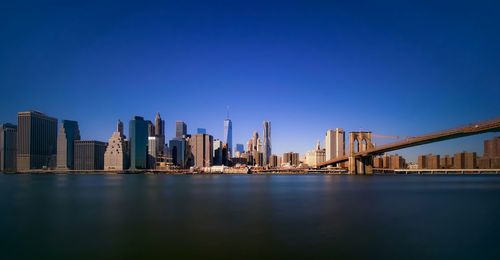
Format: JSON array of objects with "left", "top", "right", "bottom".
[
  {"left": 213, "top": 139, "right": 224, "bottom": 165},
  {"left": 104, "top": 120, "right": 128, "bottom": 171},
  {"left": 283, "top": 152, "right": 300, "bottom": 166},
  {"left": 169, "top": 138, "right": 187, "bottom": 168},
  {"left": 148, "top": 136, "right": 160, "bottom": 169},
  {"left": 224, "top": 118, "right": 233, "bottom": 157},
  {"left": 269, "top": 154, "right": 279, "bottom": 168},
  {"left": 454, "top": 152, "right": 477, "bottom": 169},
  {"left": 418, "top": 154, "right": 440, "bottom": 169},
  {"left": 390, "top": 155, "right": 406, "bottom": 169},
  {"left": 56, "top": 120, "right": 80, "bottom": 170},
  {"left": 146, "top": 120, "right": 155, "bottom": 137},
  {"left": 440, "top": 155, "right": 454, "bottom": 169},
  {"left": 176, "top": 121, "right": 187, "bottom": 138},
  {"left": 305, "top": 141, "right": 326, "bottom": 168},
  {"left": 235, "top": 144, "right": 244, "bottom": 153},
  {"left": 73, "top": 140, "right": 106, "bottom": 170},
  {"left": 197, "top": 128, "right": 206, "bottom": 134},
  {"left": 17, "top": 111, "right": 58, "bottom": 171},
  {"left": 0, "top": 123, "right": 17, "bottom": 172},
  {"left": 325, "top": 128, "right": 345, "bottom": 161},
  {"left": 262, "top": 121, "right": 271, "bottom": 166},
  {"left": 154, "top": 113, "right": 165, "bottom": 155},
  {"left": 480, "top": 136, "right": 500, "bottom": 169},
  {"left": 129, "top": 116, "right": 148, "bottom": 170},
  {"left": 188, "top": 134, "right": 213, "bottom": 168}
]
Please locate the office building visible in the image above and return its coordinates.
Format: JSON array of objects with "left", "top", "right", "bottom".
[
  {"left": 0, "top": 124, "right": 17, "bottom": 172},
  {"left": 176, "top": 121, "right": 187, "bottom": 138},
  {"left": 104, "top": 120, "right": 128, "bottom": 171},
  {"left": 325, "top": 128, "right": 345, "bottom": 161},
  {"left": 440, "top": 155, "right": 454, "bottom": 169},
  {"left": 269, "top": 154, "right": 279, "bottom": 168},
  {"left": 418, "top": 154, "right": 440, "bottom": 169},
  {"left": 262, "top": 121, "right": 271, "bottom": 165},
  {"left": 224, "top": 118, "right": 233, "bottom": 157},
  {"left": 213, "top": 139, "right": 224, "bottom": 165},
  {"left": 155, "top": 113, "right": 165, "bottom": 155},
  {"left": 74, "top": 140, "right": 106, "bottom": 170},
  {"left": 236, "top": 144, "right": 244, "bottom": 153},
  {"left": 188, "top": 134, "right": 213, "bottom": 168},
  {"left": 129, "top": 116, "right": 148, "bottom": 170},
  {"left": 480, "top": 136, "right": 500, "bottom": 168},
  {"left": 17, "top": 111, "right": 58, "bottom": 171},
  {"left": 197, "top": 128, "right": 206, "bottom": 134},
  {"left": 169, "top": 138, "right": 187, "bottom": 168},
  {"left": 283, "top": 152, "right": 300, "bottom": 167},
  {"left": 390, "top": 154, "right": 406, "bottom": 169},
  {"left": 305, "top": 141, "right": 326, "bottom": 168},
  {"left": 148, "top": 136, "right": 160, "bottom": 169},
  {"left": 56, "top": 120, "right": 80, "bottom": 170}
]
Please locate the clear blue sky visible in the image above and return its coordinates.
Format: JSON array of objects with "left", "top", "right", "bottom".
[{"left": 1, "top": 1, "right": 499, "bottom": 161}]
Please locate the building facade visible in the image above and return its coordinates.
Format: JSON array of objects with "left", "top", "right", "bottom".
[
  {"left": 56, "top": 120, "right": 80, "bottom": 170},
  {"left": 262, "top": 121, "right": 271, "bottom": 166},
  {"left": 74, "top": 140, "right": 106, "bottom": 170},
  {"left": 154, "top": 113, "right": 165, "bottom": 155},
  {"left": 176, "top": 121, "right": 187, "bottom": 138},
  {"left": 129, "top": 116, "right": 148, "bottom": 170},
  {"left": 283, "top": 152, "right": 300, "bottom": 167},
  {"left": 188, "top": 134, "right": 213, "bottom": 168},
  {"left": 17, "top": 111, "right": 58, "bottom": 171},
  {"left": 169, "top": 138, "right": 187, "bottom": 168},
  {"left": 0, "top": 124, "right": 17, "bottom": 172},
  {"left": 104, "top": 120, "right": 128, "bottom": 171},
  {"left": 305, "top": 141, "right": 326, "bottom": 168},
  {"left": 325, "top": 128, "right": 345, "bottom": 161},
  {"left": 224, "top": 118, "right": 233, "bottom": 157}
]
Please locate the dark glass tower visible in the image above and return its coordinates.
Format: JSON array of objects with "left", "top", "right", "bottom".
[
  {"left": 56, "top": 120, "right": 81, "bottom": 169},
  {"left": 129, "top": 116, "right": 148, "bottom": 170}
]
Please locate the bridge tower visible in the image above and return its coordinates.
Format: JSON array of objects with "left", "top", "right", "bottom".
[{"left": 348, "top": 132, "right": 374, "bottom": 174}]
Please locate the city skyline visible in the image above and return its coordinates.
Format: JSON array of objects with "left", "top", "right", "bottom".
[{"left": 1, "top": 1, "right": 499, "bottom": 161}]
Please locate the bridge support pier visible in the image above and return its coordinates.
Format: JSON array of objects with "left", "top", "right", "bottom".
[{"left": 348, "top": 156, "right": 373, "bottom": 175}]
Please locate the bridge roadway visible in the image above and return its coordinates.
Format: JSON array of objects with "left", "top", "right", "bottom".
[{"left": 319, "top": 117, "right": 500, "bottom": 167}]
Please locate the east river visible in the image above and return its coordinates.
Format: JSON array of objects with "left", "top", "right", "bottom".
[{"left": 1, "top": 174, "right": 499, "bottom": 259}]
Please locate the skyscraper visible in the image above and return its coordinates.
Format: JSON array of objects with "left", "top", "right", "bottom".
[
  {"left": 56, "top": 120, "right": 81, "bottom": 170},
  {"left": 262, "top": 121, "right": 271, "bottom": 165},
  {"left": 104, "top": 120, "right": 128, "bottom": 171},
  {"left": 188, "top": 133, "right": 213, "bottom": 168},
  {"left": 197, "top": 128, "right": 206, "bottom": 134},
  {"left": 129, "top": 116, "right": 148, "bottom": 170},
  {"left": 73, "top": 140, "right": 106, "bottom": 170},
  {"left": 148, "top": 136, "right": 159, "bottom": 169},
  {"left": 17, "top": 111, "right": 58, "bottom": 171},
  {"left": 176, "top": 121, "right": 187, "bottom": 138},
  {"left": 325, "top": 128, "right": 345, "bottom": 161},
  {"left": 213, "top": 139, "right": 224, "bottom": 165},
  {"left": 155, "top": 113, "right": 165, "bottom": 155},
  {"left": 224, "top": 118, "right": 232, "bottom": 157},
  {"left": 0, "top": 123, "right": 17, "bottom": 172},
  {"left": 169, "top": 138, "right": 187, "bottom": 168}
]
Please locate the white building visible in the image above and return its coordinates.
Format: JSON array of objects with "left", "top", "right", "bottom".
[
  {"left": 325, "top": 128, "right": 345, "bottom": 161},
  {"left": 306, "top": 141, "right": 326, "bottom": 168}
]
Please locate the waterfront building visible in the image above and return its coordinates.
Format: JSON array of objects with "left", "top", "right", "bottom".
[
  {"left": 305, "top": 141, "right": 326, "bottom": 168},
  {"left": 188, "top": 134, "right": 213, "bottom": 168},
  {"left": 56, "top": 120, "right": 80, "bottom": 170},
  {"left": 104, "top": 120, "right": 128, "bottom": 171},
  {"left": 253, "top": 151, "right": 263, "bottom": 166},
  {"left": 325, "top": 128, "right": 345, "bottom": 161},
  {"left": 479, "top": 136, "right": 500, "bottom": 168},
  {"left": 169, "top": 138, "right": 187, "bottom": 168},
  {"left": 213, "top": 139, "right": 224, "bottom": 165},
  {"left": 373, "top": 156, "right": 383, "bottom": 168},
  {"left": 148, "top": 136, "right": 160, "bottom": 169},
  {"left": 382, "top": 155, "right": 392, "bottom": 169},
  {"left": 224, "top": 118, "right": 233, "bottom": 157},
  {"left": 440, "top": 155, "right": 454, "bottom": 169},
  {"left": 241, "top": 152, "right": 253, "bottom": 166},
  {"left": 283, "top": 152, "right": 300, "bottom": 167},
  {"left": 390, "top": 154, "right": 406, "bottom": 169},
  {"left": 454, "top": 152, "right": 477, "bottom": 169},
  {"left": 154, "top": 113, "right": 165, "bottom": 155},
  {"left": 176, "top": 121, "right": 187, "bottom": 138},
  {"left": 0, "top": 124, "right": 17, "bottom": 172},
  {"left": 129, "top": 116, "right": 148, "bottom": 170},
  {"left": 262, "top": 121, "right": 271, "bottom": 166},
  {"left": 17, "top": 111, "right": 58, "bottom": 171},
  {"left": 418, "top": 154, "right": 440, "bottom": 169},
  {"left": 269, "top": 154, "right": 278, "bottom": 168},
  {"left": 74, "top": 140, "right": 106, "bottom": 170}
]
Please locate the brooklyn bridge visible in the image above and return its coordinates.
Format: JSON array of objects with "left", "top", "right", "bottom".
[{"left": 318, "top": 118, "right": 500, "bottom": 174}]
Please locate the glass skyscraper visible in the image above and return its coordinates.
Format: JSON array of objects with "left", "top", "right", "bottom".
[
  {"left": 56, "top": 120, "right": 80, "bottom": 170},
  {"left": 224, "top": 118, "right": 232, "bottom": 157},
  {"left": 262, "top": 121, "right": 271, "bottom": 165},
  {"left": 129, "top": 116, "right": 148, "bottom": 170}
]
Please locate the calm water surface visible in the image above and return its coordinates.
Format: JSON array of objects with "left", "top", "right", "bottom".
[{"left": 1, "top": 174, "right": 499, "bottom": 259}]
